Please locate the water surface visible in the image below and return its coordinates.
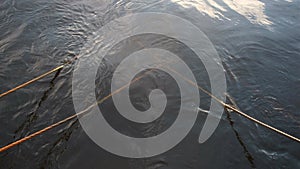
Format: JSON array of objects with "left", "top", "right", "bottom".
[{"left": 0, "top": 0, "right": 300, "bottom": 168}]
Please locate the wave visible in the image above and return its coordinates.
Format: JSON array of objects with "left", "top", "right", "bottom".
[{"left": 171, "top": 0, "right": 274, "bottom": 25}]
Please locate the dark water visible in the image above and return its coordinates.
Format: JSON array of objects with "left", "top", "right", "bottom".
[{"left": 0, "top": 0, "right": 300, "bottom": 168}]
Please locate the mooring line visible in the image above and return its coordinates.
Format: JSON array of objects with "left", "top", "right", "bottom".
[
  {"left": 165, "top": 65, "right": 300, "bottom": 143},
  {"left": 0, "top": 59, "right": 175, "bottom": 153}
]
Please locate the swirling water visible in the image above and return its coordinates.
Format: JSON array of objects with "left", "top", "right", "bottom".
[{"left": 0, "top": 0, "right": 300, "bottom": 168}]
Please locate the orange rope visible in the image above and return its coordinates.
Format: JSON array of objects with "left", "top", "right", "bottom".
[
  {"left": 0, "top": 55, "right": 79, "bottom": 99},
  {"left": 165, "top": 66, "right": 300, "bottom": 143},
  {"left": 0, "top": 113, "right": 78, "bottom": 152},
  {"left": 0, "top": 65, "right": 64, "bottom": 98},
  {"left": 153, "top": 55, "right": 300, "bottom": 143},
  {"left": 224, "top": 104, "right": 300, "bottom": 143}
]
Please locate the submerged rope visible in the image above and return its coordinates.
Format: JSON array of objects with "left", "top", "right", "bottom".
[
  {"left": 0, "top": 65, "right": 64, "bottom": 98},
  {"left": 0, "top": 113, "right": 79, "bottom": 153},
  {"left": 224, "top": 104, "right": 300, "bottom": 143},
  {"left": 0, "top": 56, "right": 299, "bottom": 153},
  {"left": 165, "top": 65, "right": 300, "bottom": 143},
  {"left": 0, "top": 56, "right": 78, "bottom": 98}
]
